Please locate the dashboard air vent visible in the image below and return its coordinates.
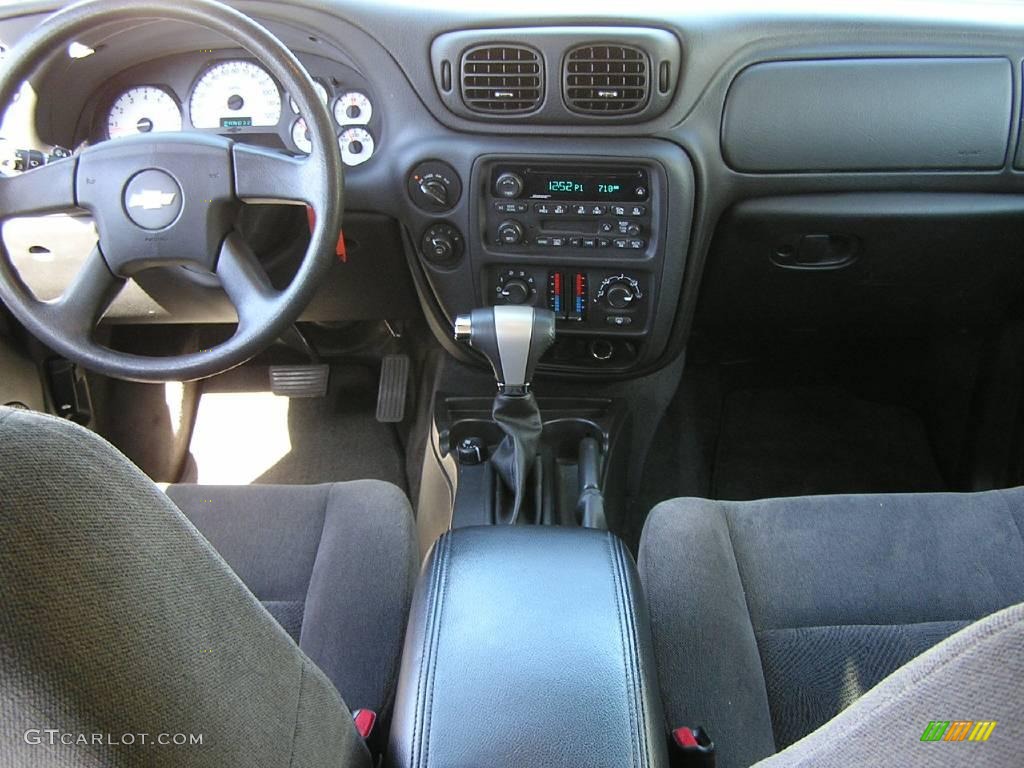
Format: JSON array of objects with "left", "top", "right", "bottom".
[
  {"left": 460, "top": 44, "right": 543, "bottom": 114},
  {"left": 564, "top": 44, "right": 650, "bottom": 115}
]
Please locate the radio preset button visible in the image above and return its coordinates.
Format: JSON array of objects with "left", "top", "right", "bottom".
[{"left": 553, "top": 204, "right": 568, "bottom": 215}]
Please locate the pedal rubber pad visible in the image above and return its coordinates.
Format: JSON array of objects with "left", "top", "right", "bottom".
[
  {"left": 376, "top": 354, "right": 410, "bottom": 423},
  {"left": 269, "top": 365, "right": 329, "bottom": 398}
]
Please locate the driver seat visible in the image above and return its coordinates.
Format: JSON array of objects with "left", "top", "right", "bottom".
[{"left": 0, "top": 405, "right": 418, "bottom": 767}]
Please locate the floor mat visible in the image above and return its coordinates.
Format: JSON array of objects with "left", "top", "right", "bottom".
[
  {"left": 179, "top": 365, "right": 407, "bottom": 490},
  {"left": 712, "top": 386, "right": 945, "bottom": 500}
]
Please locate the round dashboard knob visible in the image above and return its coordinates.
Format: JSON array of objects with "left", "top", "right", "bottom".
[
  {"left": 606, "top": 284, "right": 635, "bottom": 310},
  {"left": 497, "top": 220, "right": 525, "bottom": 245},
  {"left": 500, "top": 279, "right": 531, "bottom": 305},
  {"left": 495, "top": 172, "right": 524, "bottom": 199}
]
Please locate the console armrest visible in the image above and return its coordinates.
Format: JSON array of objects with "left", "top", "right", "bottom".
[{"left": 387, "top": 526, "right": 668, "bottom": 768}]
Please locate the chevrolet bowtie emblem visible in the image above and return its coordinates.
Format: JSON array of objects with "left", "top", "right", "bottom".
[{"left": 128, "top": 190, "right": 177, "bottom": 210}]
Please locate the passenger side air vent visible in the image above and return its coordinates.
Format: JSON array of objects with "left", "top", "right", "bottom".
[
  {"left": 460, "top": 44, "right": 543, "bottom": 114},
  {"left": 563, "top": 44, "right": 650, "bottom": 115}
]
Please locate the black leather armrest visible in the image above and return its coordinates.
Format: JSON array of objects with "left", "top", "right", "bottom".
[{"left": 387, "top": 526, "right": 668, "bottom": 768}]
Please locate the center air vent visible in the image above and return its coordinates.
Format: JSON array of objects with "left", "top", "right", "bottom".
[
  {"left": 564, "top": 44, "right": 650, "bottom": 115},
  {"left": 460, "top": 44, "right": 543, "bottom": 115}
]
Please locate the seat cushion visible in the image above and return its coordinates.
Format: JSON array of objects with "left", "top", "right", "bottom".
[
  {"left": 167, "top": 481, "right": 418, "bottom": 722},
  {"left": 639, "top": 489, "right": 1024, "bottom": 768}
]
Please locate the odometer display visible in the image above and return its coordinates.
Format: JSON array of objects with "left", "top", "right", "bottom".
[{"left": 189, "top": 60, "right": 282, "bottom": 130}]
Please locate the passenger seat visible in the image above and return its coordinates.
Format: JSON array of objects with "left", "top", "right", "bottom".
[{"left": 639, "top": 490, "right": 1024, "bottom": 767}]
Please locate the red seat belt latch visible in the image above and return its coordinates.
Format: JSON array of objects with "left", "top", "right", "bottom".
[
  {"left": 352, "top": 708, "right": 376, "bottom": 740},
  {"left": 670, "top": 725, "right": 715, "bottom": 768}
]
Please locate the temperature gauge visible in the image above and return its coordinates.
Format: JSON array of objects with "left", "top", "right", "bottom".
[
  {"left": 334, "top": 91, "right": 372, "bottom": 126},
  {"left": 340, "top": 127, "right": 374, "bottom": 166}
]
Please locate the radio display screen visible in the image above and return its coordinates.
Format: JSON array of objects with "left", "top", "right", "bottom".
[{"left": 497, "top": 166, "right": 650, "bottom": 202}]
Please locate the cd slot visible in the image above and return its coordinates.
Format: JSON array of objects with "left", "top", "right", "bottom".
[{"left": 541, "top": 220, "right": 600, "bottom": 234}]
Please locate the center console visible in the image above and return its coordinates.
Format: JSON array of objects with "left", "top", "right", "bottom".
[
  {"left": 404, "top": 140, "right": 694, "bottom": 376},
  {"left": 387, "top": 525, "right": 668, "bottom": 768}
]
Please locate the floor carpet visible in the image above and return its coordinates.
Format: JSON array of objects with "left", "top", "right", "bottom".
[
  {"left": 712, "top": 385, "right": 945, "bottom": 500},
  {"left": 179, "top": 364, "right": 407, "bottom": 490}
]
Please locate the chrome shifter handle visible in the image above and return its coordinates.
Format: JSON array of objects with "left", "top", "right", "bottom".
[{"left": 454, "top": 306, "right": 556, "bottom": 394}]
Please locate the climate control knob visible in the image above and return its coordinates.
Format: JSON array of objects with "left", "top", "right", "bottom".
[
  {"left": 497, "top": 219, "right": 525, "bottom": 246},
  {"left": 495, "top": 172, "right": 524, "bottom": 199},
  {"left": 597, "top": 275, "right": 643, "bottom": 310},
  {"left": 500, "top": 279, "right": 531, "bottom": 305},
  {"left": 495, "top": 269, "right": 537, "bottom": 306}
]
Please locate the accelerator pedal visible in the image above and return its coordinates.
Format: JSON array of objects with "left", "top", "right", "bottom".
[
  {"left": 269, "top": 364, "right": 329, "bottom": 398},
  {"left": 376, "top": 354, "right": 410, "bottom": 423}
]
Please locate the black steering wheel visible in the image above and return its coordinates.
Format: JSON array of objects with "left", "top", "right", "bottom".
[{"left": 0, "top": 0, "right": 343, "bottom": 382}]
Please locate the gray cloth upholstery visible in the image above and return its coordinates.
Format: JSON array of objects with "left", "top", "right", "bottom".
[
  {"left": 166, "top": 481, "right": 418, "bottom": 721},
  {"left": 639, "top": 489, "right": 1024, "bottom": 767},
  {"left": 754, "top": 601, "right": 1024, "bottom": 767},
  {"left": 0, "top": 406, "right": 370, "bottom": 767}
]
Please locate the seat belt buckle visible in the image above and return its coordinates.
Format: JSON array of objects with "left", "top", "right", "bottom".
[
  {"left": 352, "top": 709, "right": 377, "bottom": 740},
  {"left": 670, "top": 725, "right": 715, "bottom": 768}
]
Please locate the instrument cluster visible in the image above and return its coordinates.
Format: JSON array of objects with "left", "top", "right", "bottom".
[{"left": 95, "top": 52, "right": 378, "bottom": 167}]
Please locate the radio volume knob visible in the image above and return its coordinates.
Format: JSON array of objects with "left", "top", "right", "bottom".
[{"left": 495, "top": 172, "right": 524, "bottom": 199}]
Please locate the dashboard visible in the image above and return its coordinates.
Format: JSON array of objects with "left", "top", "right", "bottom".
[{"left": 4, "top": 0, "right": 1024, "bottom": 380}]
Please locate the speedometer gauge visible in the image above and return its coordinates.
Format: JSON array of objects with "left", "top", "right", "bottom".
[
  {"left": 107, "top": 86, "right": 181, "bottom": 139},
  {"left": 189, "top": 60, "right": 282, "bottom": 130}
]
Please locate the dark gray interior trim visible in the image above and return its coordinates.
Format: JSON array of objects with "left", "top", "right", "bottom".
[{"left": 722, "top": 58, "right": 1013, "bottom": 173}]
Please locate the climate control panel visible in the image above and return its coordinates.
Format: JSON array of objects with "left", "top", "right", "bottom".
[{"left": 490, "top": 265, "right": 649, "bottom": 332}]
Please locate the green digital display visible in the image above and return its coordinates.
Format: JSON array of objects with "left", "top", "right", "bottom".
[
  {"left": 505, "top": 167, "right": 650, "bottom": 202},
  {"left": 220, "top": 117, "right": 253, "bottom": 129},
  {"left": 548, "top": 180, "right": 585, "bottom": 193}
]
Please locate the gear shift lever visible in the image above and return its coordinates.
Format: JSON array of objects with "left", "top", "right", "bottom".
[{"left": 454, "top": 306, "right": 556, "bottom": 522}]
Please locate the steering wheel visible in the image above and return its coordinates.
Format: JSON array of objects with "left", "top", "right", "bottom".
[{"left": 0, "top": 0, "right": 343, "bottom": 382}]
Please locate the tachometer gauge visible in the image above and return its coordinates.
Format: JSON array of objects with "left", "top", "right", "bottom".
[
  {"left": 334, "top": 91, "right": 372, "bottom": 126},
  {"left": 106, "top": 86, "right": 182, "bottom": 139},
  {"left": 291, "top": 118, "right": 312, "bottom": 154},
  {"left": 189, "top": 60, "right": 282, "bottom": 130},
  {"left": 340, "top": 127, "right": 374, "bottom": 166},
  {"left": 289, "top": 81, "right": 329, "bottom": 114}
]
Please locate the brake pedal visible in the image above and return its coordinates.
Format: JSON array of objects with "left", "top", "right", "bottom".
[
  {"left": 269, "top": 364, "right": 329, "bottom": 398},
  {"left": 376, "top": 354, "right": 410, "bottom": 423}
]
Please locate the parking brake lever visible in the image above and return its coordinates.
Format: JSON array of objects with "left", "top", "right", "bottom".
[{"left": 454, "top": 306, "right": 556, "bottom": 523}]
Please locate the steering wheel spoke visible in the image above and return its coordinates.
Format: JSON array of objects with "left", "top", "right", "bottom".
[
  {"left": 216, "top": 232, "right": 282, "bottom": 331},
  {"left": 42, "top": 246, "right": 125, "bottom": 340},
  {"left": 0, "top": 157, "right": 79, "bottom": 218},
  {"left": 232, "top": 143, "right": 313, "bottom": 205}
]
